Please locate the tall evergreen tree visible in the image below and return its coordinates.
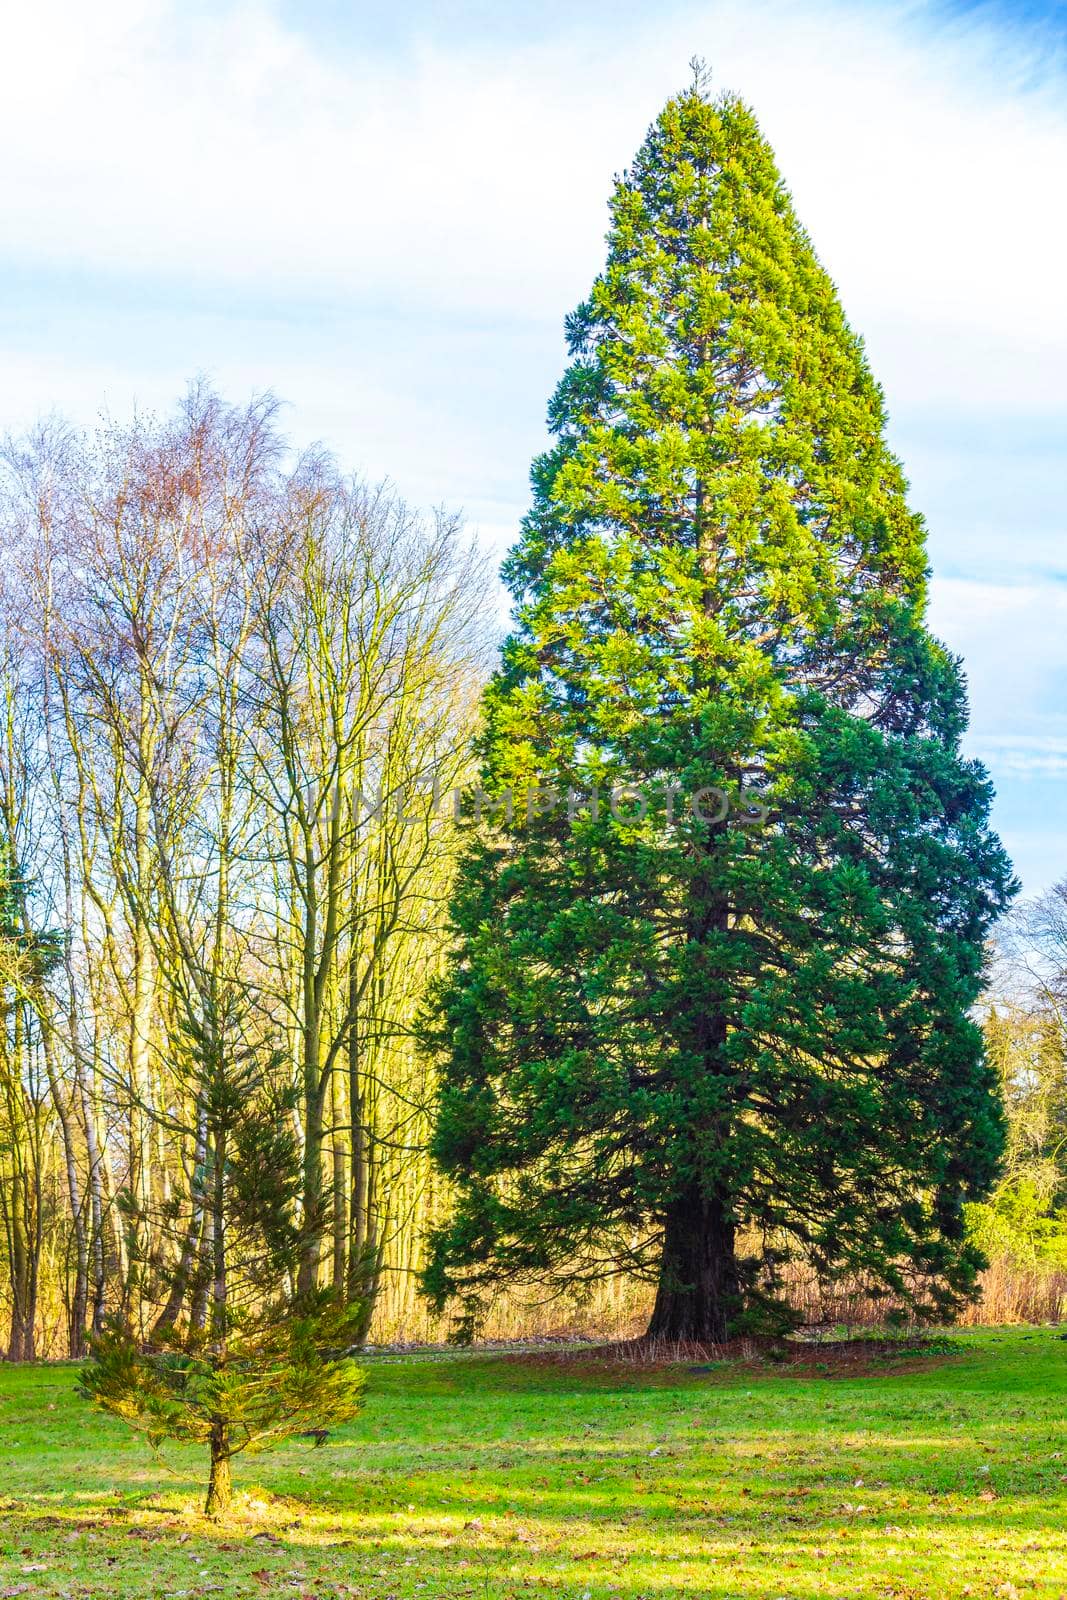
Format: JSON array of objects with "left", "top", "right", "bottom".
[{"left": 422, "top": 77, "right": 1016, "bottom": 1342}]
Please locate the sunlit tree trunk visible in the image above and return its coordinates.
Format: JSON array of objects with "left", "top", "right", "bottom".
[{"left": 204, "top": 1420, "right": 232, "bottom": 1517}]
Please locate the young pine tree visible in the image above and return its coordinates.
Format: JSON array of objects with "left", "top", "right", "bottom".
[
  {"left": 422, "top": 79, "right": 1015, "bottom": 1343},
  {"left": 80, "top": 992, "right": 366, "bottom": 1516}
]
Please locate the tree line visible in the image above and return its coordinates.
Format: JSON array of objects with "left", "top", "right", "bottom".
[{"left": 0, "top": 387, "right": 489, "bottom": 1359}]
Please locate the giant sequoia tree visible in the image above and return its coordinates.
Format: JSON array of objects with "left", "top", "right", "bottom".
[{"left": 422, "top": 81, "right": 1015, "bottom": 1341}]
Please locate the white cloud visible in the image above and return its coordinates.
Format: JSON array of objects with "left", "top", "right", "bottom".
[
  {"left": 972, "top": 738, "right": 1067, "bottom": 779},
  {"left": 1, "top": 0, "right": 1064, "bottom": 369}
]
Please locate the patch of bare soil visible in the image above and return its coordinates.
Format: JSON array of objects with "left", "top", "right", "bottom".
[{"left": 501, "top": 1331, "right": 956, "bottom": 1378}]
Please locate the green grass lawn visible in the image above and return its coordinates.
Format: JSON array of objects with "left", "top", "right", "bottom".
[{"left": 0, "top": 1327, "right": 1064, "bottom": 1599}]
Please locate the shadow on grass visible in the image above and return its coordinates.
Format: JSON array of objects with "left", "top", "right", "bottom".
[{"left": 0, "top": 1329, "right": 1064, "bottom": 1598}]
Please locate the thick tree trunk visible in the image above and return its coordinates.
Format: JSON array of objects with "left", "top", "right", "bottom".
[
  {"left": 204, "top": 1422, "right": 232, "bottom": 1517},
  {"left": 646, "top": 1184, "right": 739, "bottom": 1344}
]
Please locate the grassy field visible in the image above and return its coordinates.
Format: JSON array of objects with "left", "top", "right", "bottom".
[{"left": 0, "top": 1327, "right": 1064, "bottom": 1599}]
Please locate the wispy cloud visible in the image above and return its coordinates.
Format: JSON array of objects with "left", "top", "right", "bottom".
[{"left": 969, "top": 737, "right": 1067, "bottom": 779}]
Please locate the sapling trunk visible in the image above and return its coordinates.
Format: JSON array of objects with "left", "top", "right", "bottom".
[{"left": 204, "top": 1421, "right": 232, "bottom": 1517}]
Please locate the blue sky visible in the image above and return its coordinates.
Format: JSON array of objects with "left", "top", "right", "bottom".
[{"left": 1, "top": 0, "right": 1064, "bottom": 895}]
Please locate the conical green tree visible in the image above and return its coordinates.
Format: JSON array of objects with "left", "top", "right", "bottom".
[{"left": 422, "top": 80, "right": 1015, "bottom": 1342}]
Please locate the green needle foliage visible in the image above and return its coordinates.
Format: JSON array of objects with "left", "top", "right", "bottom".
[
  {"left": 80, "top": 993, "right": 367, "bottom": 1516},
  {"left": 423, "top": 74, "right": 1015, "bottom": 1342},
  {"left": 79, "top": 1286, "right": 367, "bottom": 1510},
  {"left": 80, "top": 1293, "right": 366, "bottom": 1516}
]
